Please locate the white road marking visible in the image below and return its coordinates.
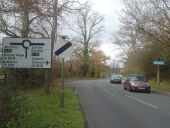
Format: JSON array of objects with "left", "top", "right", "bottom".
[{"left": 126, "top": 95, "right": 158, "bottom": 109}]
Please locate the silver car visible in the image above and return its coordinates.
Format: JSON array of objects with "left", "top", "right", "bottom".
[{"left": 110, "top": 74, "right": 122, "bottom": 84}]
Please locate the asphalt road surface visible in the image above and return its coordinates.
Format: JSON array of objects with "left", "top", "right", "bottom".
[{"left": 66, "top": 79, "right": 170, "bottom": 128}]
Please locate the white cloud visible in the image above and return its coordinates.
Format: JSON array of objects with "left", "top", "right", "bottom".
[{"left": 100, "top": 42, "right": 120, "bottom": 60}]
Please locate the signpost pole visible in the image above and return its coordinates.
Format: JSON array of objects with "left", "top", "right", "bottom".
[
  {"left": 153, "top": 60, "right": 164, "bottom": 84},
  {"left": 45, "top": 69, "right": 50, "bottom": 94},
  {"left": 157, "top": 65, "right": 160, "bottom": 84},
  {"left": 60, "top": 58, "right": 64, "bottom": 108}
]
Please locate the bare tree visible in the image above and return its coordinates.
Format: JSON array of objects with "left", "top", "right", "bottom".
[
  {"left": 70, "top": 2, "right": 104, "bottom": 76},
  {"left": 113, "top": 0, "right": 170, "bottom": 56}
]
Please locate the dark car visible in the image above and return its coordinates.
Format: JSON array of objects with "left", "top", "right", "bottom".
[
  {"left": 110, "top": 74, "right": 122, "bottom": 84},
  {"left": 124, "top": 74, "right": 150, "bottom": 93}
]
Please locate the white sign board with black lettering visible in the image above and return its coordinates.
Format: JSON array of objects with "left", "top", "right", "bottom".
[
  {"left": 54, "top": 39, "right": 73, "bottom": 59},
  {"left": 2, "top": 38, "right": 51, "bottom": 68}
]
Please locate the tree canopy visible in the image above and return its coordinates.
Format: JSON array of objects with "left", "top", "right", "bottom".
[{"left": 113, "top": 0, "right": 170, "bottom": 80}]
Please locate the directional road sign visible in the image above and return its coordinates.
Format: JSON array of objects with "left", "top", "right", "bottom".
[
  {"left": 2, "top": 38, "right": 51, "bottom": 68},
  {"left": 54, "top": 39, "right": 73, "bottom": 59}
]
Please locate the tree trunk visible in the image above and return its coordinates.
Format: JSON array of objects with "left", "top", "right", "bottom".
[
  {"left": 21, "top": 10, "right": 29, "bottom": 38},
  {"left": 82, "top": 43, "right": 89, "bottom": 77},
  {"left": 44, "top": 0, "right": 58, "bottom": 94}
]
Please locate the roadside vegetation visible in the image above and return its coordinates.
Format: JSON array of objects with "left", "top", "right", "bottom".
[
  {"left": 25, "top": 87, "right": 84, "bottom": 128},
  {"left": 7, "top": 80, "right": 84, "bottom": 128},
  {"left": 150, "top": 81, "right": 170, "bottom": 92}
]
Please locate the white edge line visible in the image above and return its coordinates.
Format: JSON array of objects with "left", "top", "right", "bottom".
[{"left": 126, "top": 95, "right": 158, "bottom": 109}]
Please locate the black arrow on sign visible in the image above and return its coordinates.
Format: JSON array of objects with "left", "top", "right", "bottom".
[{"left": 55, "top": 42, "right": 72, "bottom": 56}]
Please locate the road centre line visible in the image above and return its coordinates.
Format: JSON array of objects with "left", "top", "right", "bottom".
[{"left": 125, "top": 95, "right": 158, "bottom": 109}]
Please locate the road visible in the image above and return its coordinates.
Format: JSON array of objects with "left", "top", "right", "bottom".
[{"left": 66, "top": 79, "right": 170, "bottom": 128}]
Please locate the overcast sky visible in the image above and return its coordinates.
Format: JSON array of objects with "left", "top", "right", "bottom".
[
  {"left": 87, "top": 0, "right": 124, "bottom": 65},
  {"left": 91, "top": 0, "right": 124, "bottom": 33}
]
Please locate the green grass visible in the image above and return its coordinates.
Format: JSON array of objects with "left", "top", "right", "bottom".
[
  {"left": 150, "top": 80, "right": 170, "bottom": 91},
  {"left": 20, "top": 84, "right": 84, "bottom": 128}
]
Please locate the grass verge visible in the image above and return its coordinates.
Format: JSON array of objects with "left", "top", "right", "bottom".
[
  {"left": 20, "top": 82, "right": 84, "bottom": 128},
  {"left": 150, "top": 80, "right": 170, "bottom": 91}
]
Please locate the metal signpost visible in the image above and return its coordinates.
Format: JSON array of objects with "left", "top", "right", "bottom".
[
  {"left": 153, "top": 60, "right": 164, "bottom": 84},
  {"left": 0, "top": 43, "right": 2, "bottom": 68},
  {"left": 54, "top": 38, "right": 73, "bottom": 108},
  {"left": 2, "top": 38, "right": 51, "bottom": 68}
]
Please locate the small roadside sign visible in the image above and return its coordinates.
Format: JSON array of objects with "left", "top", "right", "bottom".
[
  {"left": 153, "top": 61, "right": 164, "bottom": 65},
  {"left": 153, "top": 59, "right": 165, "bottom": 84},
  {"left": 54, "top": 39, "right": 73, "bottom": 59},
  {"left": 2, "top": 38, "right": 51, "bottom": 68},
  {"left": 53, "top": 38, "right": 74, "bottom": 108}
]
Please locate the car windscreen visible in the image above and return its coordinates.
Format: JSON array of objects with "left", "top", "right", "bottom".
[
  {"left": 112, "top": 75, "right": 121, "bottom": 79},
  {"left": 130, "top": 76, "right": 145, "bottom": 81}
]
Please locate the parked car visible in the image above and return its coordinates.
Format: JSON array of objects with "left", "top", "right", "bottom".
[
  {"left": 110, "top": 74, "right": 122, "bottom": 84},
  {"left": 124, "top": 74, "right": 150, "bottom": 93}
]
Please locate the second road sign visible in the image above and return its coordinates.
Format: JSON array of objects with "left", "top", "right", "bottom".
[{"left": 54, "top": 39, "right": 73, "bottom": 59}]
